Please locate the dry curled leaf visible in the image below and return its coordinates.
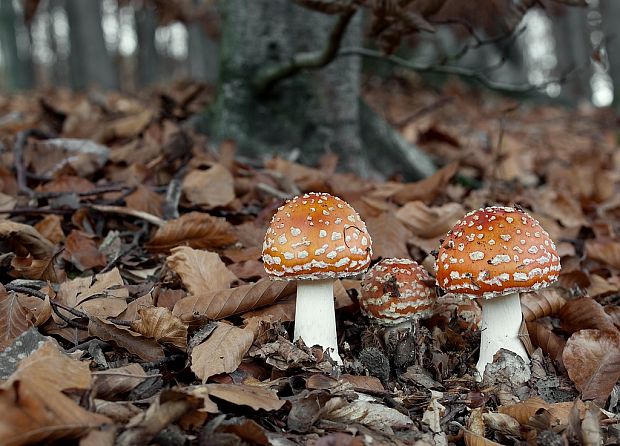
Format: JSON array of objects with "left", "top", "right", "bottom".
[
  {"left": 323, "top": 397, "right": 413, "bottom": 434},
  {"left": 585, "top": 238, "right": 620, "bottom": 270},
  {"left": 0, "top": 285, "right": 51, "bottom": 350},
  {"left": 521, "top": 289, "right": 567, "bottom": 322},
  {"left": 125, "top": 184, "right": 164, "bottom": 217},
  {"left": 395, "top": 201, "right": 464, "bottom": 238},
  {"left": 190, "top": 322, "right": 254, "bottom": 382},
  {"left": 147, "top": 212, "right": 237, "bottom": 252},
  {"left": 34, "top": 214, "right": 65, "bottom": 245},
  {"left": 167, "top": 246, "right": 238, "bottom": 296},
  {"left": 62, "top": 230, "right": 107, "bottom": 271},
  {"left": 526, "top": 321, "right": 565, "bottom": 366},
  {"left": 365, "top": 212, "right": 412, "bottom": 259},
  {"left": 173, "top": 278, "right": 296, "bottom": 322},
  {"left": 204, "top": 383, "right": 285, "bottom": 411},
  {"left": 559, "top": 297, "right": 617, "bottom": 334},
  {"left": 390, "top": 162, "right": 459, "bottom": 205},
  {"left": 131, "top": 307, "right": 188, "bottom": 351},
  {"left": 182, "top": 164, "right": 235, "bottom": 208},
  {"left": 0, "top": 220, "right": 55, "bottom": 259},
  {"left": 499, "top": 397, "right": 582, "bottom": 426},
  {"left": 563, "top": 329, "right": 620, "bottom": 404},
  {"left": 88, "top": 317, "right": 165, "bottom": 362}
]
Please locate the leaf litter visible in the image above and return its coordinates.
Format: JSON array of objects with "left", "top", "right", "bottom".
[{"left": 1, "top": 79, "right": 620, "bottom": 445}]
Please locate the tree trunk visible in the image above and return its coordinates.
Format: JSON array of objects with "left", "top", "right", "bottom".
[
  {"left": 187, "top": 0, "right": 218, "bottom": 84},
  {"left": 552, "top": 6, "right": 590, "bottom": 101},
  {"left": 0, "top": 0, "right": 33, "bottom": 90},
  {"left": 135, "top": 5, "right": 160, "bottom": 87},
  {"left": 210, "top": 0, "right": 434, "bottom": 179},
  {"left": 601, "top": 0, "right": 620, "bottom": 110},
  {"left": 66, "top": 0, "right": 117, "bottom": 90}
]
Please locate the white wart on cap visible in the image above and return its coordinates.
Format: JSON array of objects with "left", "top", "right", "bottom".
[
  {"left": 435, "top": 206, "right": 561, "bottom": 298},
  {"left": 361, "top": 258, "right": 435, "bottom": 325},
  {"left": 262, "top": 192, "right": 372, "bottom": 280}
]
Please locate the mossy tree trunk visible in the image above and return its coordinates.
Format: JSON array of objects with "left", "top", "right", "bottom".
[{"left": 211, "top": 0, "right": 366, "bottom": 173}]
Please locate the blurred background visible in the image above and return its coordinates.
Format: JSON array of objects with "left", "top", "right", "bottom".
[
  {"left": 0, "top": 0, "right": 617, "bottom": 178},
  {"left": 0, "top": 0, "right": 616, "bottom": 106}
]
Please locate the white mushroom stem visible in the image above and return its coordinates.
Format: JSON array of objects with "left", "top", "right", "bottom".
[
  {"left": 476, "top": 292, "right": 528, "bottom": 381},
  {"left": 294, "top": 279, "right": 342, "bottom": 364}
]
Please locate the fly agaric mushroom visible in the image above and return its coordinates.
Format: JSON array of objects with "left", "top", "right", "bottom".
[
  {"left": 360, "top": 258, "right": 435, "bottom": 327},
  {"left": 262, "top": 192, "right": 372, "bottom": 363},
  {"left": 435, "top": 206, "right": 561, "bottom": 380}
]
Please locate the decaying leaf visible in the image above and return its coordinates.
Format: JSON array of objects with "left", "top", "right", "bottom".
[
  {"left": 167, "top": 246, "right": 238, "bottom": 296},
  {"left": 190, "top": 322, "right": 254, "bottom": 382},
  {"left": 173, "top": 278, "right": 295, "bottom": 322},
  {"left": 0, "top": 285, "right": 51, "bottom": 350},
  {"left": 131, "top": 306, "right": 188, "bottom": 351},
  {"left": 0, "top": 220, "right": 55, "bottom": 259},
  {"left": 88, "top": 317, "right": 165, "bottom": 362},
  {"left": 559, "top": 297, "right": 617, "bottom": 334},
  {"left": 147, "top": 212, "right": 237, "bottom": 252},
  {"left": 204, "top": 383, "right": 285, "bottom": 411},
  {"left": 125, "top": 184, "right": 164, "bottom": 217},
  {"left": 34, "top": 214, "right": 65, "bottom": 244},
  {"left": 7, "top": 340, "right": 91, "bottom": 391},
  {"left": 526, "top": 321, "right": 565, "bottom": 365},
  {"left": 390, "top": 162, "right": 459, "bottom": 204},
  {"left": 365, "top": 212, "right": 412, "bottom": 259},
  {"left": 55, "top": 267, "right": 128, "bottom": 320},
  {"left": 92, "top": 363, "right": 149, "bottom": 399},
  {"left": 521, "top": 289, "right": 566, "bottom": 322},
  {"left": 585, "top": 238, "right": 620, "bottom": 270},
  {"left": 499, "top": 397, "right": 584, "bottom": 426},
  {"left": 395, "top": 200, "right": 464, "bottom": 238},
  {"left": 563, "top": 329, "right": 620, "bottom": 404},
  {"left": 62, "top": 230, "right": 107, "bottom": 271},
  {"left": 323, "top": 396, "right": 413, "bottom": 434},
  {"left": 182, "top": 164, "right": 235, "bottom": 208}
]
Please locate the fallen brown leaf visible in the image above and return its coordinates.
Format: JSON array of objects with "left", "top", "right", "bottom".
[
  {"left": 526, "top": 321, "right": 565, "bottom": 366},
  {"left": 0, "top": 285, "right": 51, "bottom": 350},
  {"left": 365, "top": 212, "right": 412, "bottom": 259},
  {"left": 395, "top": 200, "right": 464, "bottom": 238},
  {"left": 205, "top": 383, "right": 285, "bottom": 411},
  {"left": 10, "top": 255, "right": 60, "bottom": 282},
  {"left": 563, "top": 329, "right": 620, "bottom": 404},
  {"left": 173, "top": 278, "right": 295, "bottom": 322},
  {"left": 92, "top": 363, "right": 148, "bottom": 399},
  {"left": 0, "top": 220, "right": 55, "bottom": 259},
  {"left": 55, "top": 267, "right": 128, "bottom": 320},
  {"left": 125, "top": 184, "right": 164, "bottom": 217},
  {"left": 391, "top": 161, "right": 459, "bottom": 204},
  {"left": 190, "top": 321, "right": 254, "bottom": 382},
  {"left": 34, "top": 214, "right": 65, "bottom": 244},
  {"left": 167, "top": 246, "right": 238, "bottom": 297},
  {"left": 131, "top": 306, "right": 188, "bottom": 351},
  {"left": 499, "top": 396, "right": 584, "bottom": 426},
  {"left": 182, "top": 164, "right": 235, "bottom": 208},
  {"left": 559, "top": 297, "right": 617, "bottom": 334},
  {"left": 585, "top": 238, "right": 620, "bottom": 270},
  {"left": 62, "top": 230, "right": 107, "bottom": 271},
  {"left": 521, "top": 289, "right": 566, "bottom": 322},
  {"left": 88, "top": 317, "right": 165, "bottom": 362},
  {"left": 147, "top": 212, "right": 237, "bottom": 252}
]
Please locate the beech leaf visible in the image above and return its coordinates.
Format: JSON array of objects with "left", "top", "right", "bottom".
[
  {"left": 182, "top": 164, "right": 235, "bottom": 208},
  {"left": 88, "top": 317, "right": 165, "bottom": 362},
  {"left": 559, "top": 296, "right": 616, "bottom": 334},
  {"left": 0, "top": 220, "right": 55, "bottom": 259},
  {"left": 520, "top": 289, "right": 566, "bottom": 322},
  {"left": 204, "top": 383, "right": 285, "bottom": 411},
  {"left": 395, "top": 201, "right": 464, "bottom": 238},
  {"left": 525, "top": 321, "right": 565, "bottom": 365},
  {"left": 167, "top": 246, "right": 238, "bottom": 296},
  {"left": 131, "top": 307, "right": 188, "bottom": 351},
  {"left": 173, "top": 278, "right": 295, "bottom": 322},
  {"left": 190, "top": 322, "right": 254, "bottom": 382},
  {"left": 562, "top": 329, "right": 620, "bottom": 404},
  {"left": 147, "top": 212, "right": 237, "bottom": 252}
]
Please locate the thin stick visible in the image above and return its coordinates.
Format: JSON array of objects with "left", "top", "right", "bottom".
[{"left": 89, "top": 204, "right": 165, "bottom": 227}]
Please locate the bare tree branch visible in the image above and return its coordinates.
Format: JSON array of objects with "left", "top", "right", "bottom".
[
  {"left": 253, "top": 9, "right": 356, "bottom": 94},
  {"left": 338, "top": 47, "right": 579, "bottom": 93}
]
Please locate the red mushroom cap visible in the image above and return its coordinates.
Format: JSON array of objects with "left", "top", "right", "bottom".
[
  {"left": 360, "top": 258, "right": 435, "bottom": 325},
  {"left": 262, "top": 193, "right": 372, "bottom": 280},
  {"left": 434, "top": 206, "right": 561, "bottom": 298}
]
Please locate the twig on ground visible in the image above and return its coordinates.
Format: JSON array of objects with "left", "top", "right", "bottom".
[
  {"left": 89, "top": 204, "right": 166, "bottom": 227},
  {"left": 163, "top": 178, "right": 182, "bottom": 220}
]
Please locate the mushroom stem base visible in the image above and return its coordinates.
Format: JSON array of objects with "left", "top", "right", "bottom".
[
  {"left": 476, "top": 292, "right": 528, "bottom": 381},
  {"left": 294, "top": 279, "right": 341, "bottom": 364}
]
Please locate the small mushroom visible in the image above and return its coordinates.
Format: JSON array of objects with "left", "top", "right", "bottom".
[
  {"left": 262, "top": 192, "right": 372, "bottom": 364},
  {"left": 360, "top": 257, "right": 435, "bottom": 328},
  {"left": 434, "top": 206, "right": 561, "bottom": 380}
]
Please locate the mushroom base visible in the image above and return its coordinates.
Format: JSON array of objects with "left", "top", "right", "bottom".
[
  {"left": 476, "top": 292, "right": 529, "bottom": 381},
  {"left": 294, "top": 279, "right": 342, "bottom": 364}
]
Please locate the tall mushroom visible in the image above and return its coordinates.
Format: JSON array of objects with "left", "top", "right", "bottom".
[
  {"left": 262, "top": 192, "right": 372, "bottom": 363},
  {"left": 434, "top": 206, "right": 561, "bottom": 380}
]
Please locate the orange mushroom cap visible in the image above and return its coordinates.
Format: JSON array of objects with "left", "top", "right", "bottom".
[
  {"left": 262, "top": 193, "right": 372, "bottom": 280},
  {"left": 435, "top": 206, "right": 561, "bottom": 298},
  {"left": 360, "top": 258, "right": 435, "bottom": 325}
]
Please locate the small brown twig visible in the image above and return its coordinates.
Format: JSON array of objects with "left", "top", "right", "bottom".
[{"left": 89, "top": 204, "right": 165, "bottom": 227}]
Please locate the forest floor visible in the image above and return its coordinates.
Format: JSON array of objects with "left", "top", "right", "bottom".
[{"left": 0, "top": 77, "right": 619, "bottom": 445}]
